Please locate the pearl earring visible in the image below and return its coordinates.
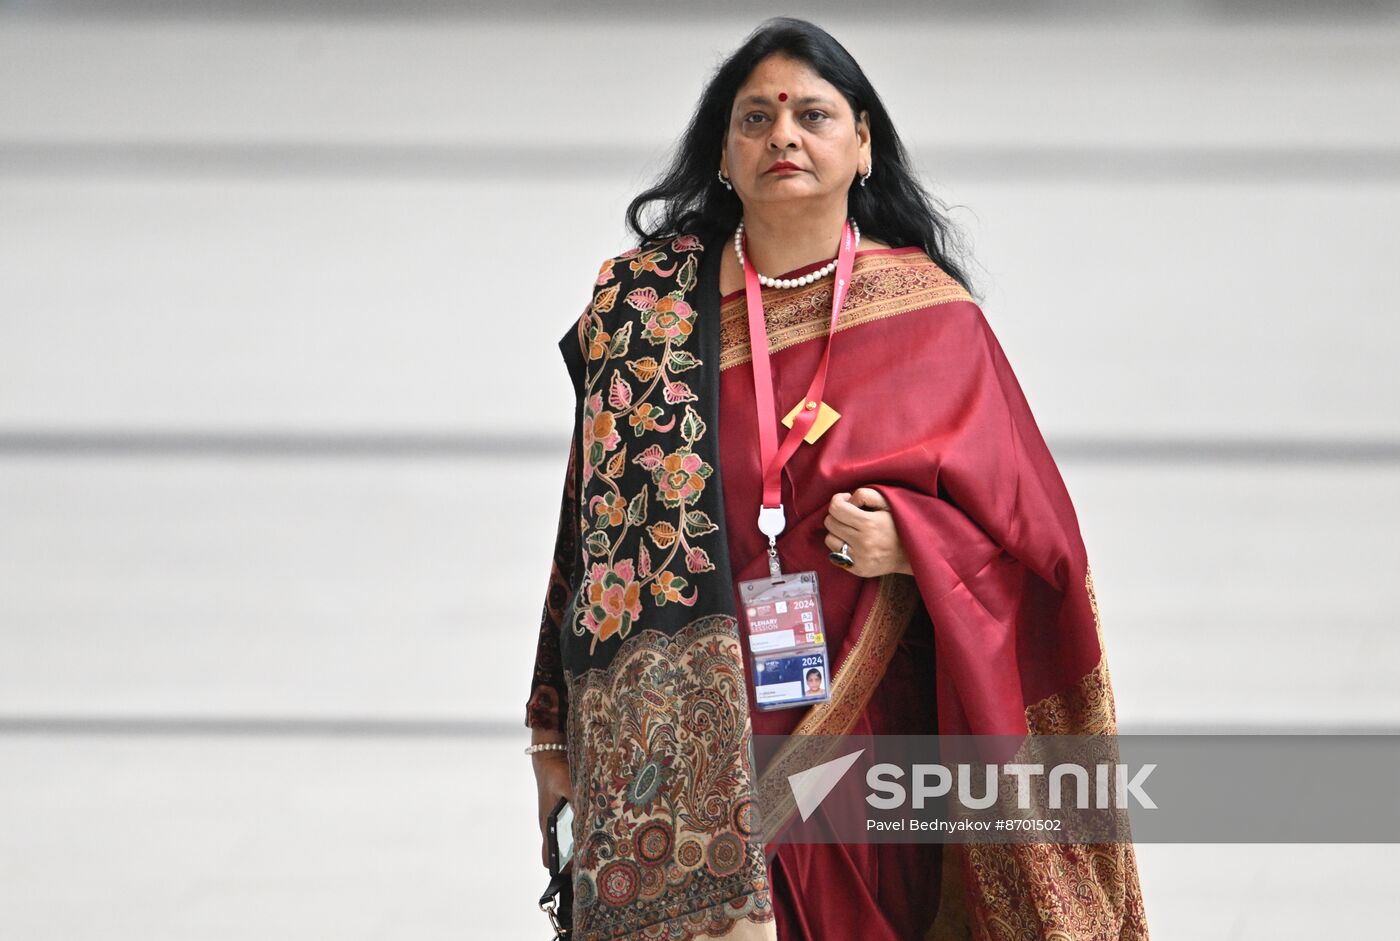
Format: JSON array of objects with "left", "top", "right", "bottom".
[
  {"left": 860, "top": 161, "right": 873, "bottom": 187},
  {"left": 718, "top": 169, "right": 732, "bottom": 190}
]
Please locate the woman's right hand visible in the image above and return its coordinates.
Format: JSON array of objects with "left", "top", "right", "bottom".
[{"left": 533, "top": 750, "right": 575, "bottom": 870}]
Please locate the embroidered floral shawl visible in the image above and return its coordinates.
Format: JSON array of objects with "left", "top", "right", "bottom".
[{"left": 529, "top": 235, "right": 776, "bottom": 940}]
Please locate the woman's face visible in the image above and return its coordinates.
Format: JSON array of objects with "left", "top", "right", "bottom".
[{"left": 721, "top": 53, "right": 870, "bottom": 211}]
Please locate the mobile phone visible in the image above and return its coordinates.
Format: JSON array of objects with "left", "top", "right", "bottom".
[{"left": 546, "top": 796, "right": 574, "bottom": 876}]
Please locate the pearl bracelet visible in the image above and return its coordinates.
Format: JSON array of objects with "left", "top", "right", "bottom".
[{"left": 525, "top": 742, "right": 568, "bottom": 756}]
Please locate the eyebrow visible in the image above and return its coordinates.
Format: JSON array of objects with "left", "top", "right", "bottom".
[{"left": 736, "top": 94, "right": 837, "bottom": 108}]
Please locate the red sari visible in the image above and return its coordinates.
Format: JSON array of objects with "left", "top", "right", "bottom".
[
  {"left": 715, "top": 247, "right": 1149, "bottom": 940},
  {"left": 526, "top": 235, "right": 1148, "bottom": 940}
]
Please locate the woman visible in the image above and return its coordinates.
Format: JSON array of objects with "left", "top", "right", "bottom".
[{"left": 526, "top": 17, "right": 1149, "bottom": 941}]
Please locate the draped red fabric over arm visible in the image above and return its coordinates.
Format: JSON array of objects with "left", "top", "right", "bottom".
[
  {"left": 862, "top": 299, "right": 1146, "bottom": 940},
  {"left": 867, "top": 301, "right": 1107, "bottom": 743}
]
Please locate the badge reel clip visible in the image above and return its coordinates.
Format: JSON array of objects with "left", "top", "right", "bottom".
[{"left": 738, "top": 503, "right": 832, "bottom": 712}]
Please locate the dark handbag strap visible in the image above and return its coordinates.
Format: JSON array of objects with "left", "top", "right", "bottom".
[{"left": 539, "top": 870, "right": 573, "bottom": 939}]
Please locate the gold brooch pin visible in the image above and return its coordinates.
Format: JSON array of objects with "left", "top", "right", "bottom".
[{"left": 781, "top": 398, "right": 841, "bottom": 444}]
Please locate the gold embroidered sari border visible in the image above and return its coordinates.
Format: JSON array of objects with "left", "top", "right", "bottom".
[
  {"left": 1022, "top": 564, "right": 1119, "bottom": 738},
  {"left": 719, "top": 251, "right": 973, "bottom": 372}
]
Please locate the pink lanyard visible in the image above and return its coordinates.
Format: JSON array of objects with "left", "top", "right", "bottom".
[{"left": 742, "top": 219, "right": 857, "bottom": 569}]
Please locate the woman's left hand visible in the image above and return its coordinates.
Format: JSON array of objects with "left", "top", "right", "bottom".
[{"left": 822, "top": 487, "right": 914, "bottom": 578}]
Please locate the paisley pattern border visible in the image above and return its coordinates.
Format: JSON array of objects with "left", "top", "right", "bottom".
[
  {"left": 1024, "top": 565, "right": 1118, "bottom": 738},
  {"left": 565, "top": 614, "right": 775, "bottom": 940},
  {"left": 961, "top": 835, "right": 1150, "bottom": 940},
  {"left": 953, "top": 563, "right": 1151, "bottom": 939}
]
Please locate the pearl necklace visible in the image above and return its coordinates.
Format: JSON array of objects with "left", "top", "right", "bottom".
[{"left": 734, "top": 218, "right": 861, "bottom": 289}]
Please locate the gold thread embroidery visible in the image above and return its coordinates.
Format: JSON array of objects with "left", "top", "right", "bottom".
[
  {"left": 719, "top": 251, "right": 973, "bottom": 372},
  {"left": 961, "top": 840, "right": 1150, "bottom": 940},
  {"left": 565, "top": 613, "right": 776, "bottom": 938},
  {"left": 1023, "top": 565, "right": 1118, "bottom": 737},
  {"left": 1086, "top": 561, "right": 1106, "bottom": 651},
  {"left": 966, "top": 564, "right": 1150, "bottom": 940}
]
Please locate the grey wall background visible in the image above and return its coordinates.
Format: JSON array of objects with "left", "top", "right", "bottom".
[{"left": 1, "top": 2, "right": 1397, "bottom": 938}]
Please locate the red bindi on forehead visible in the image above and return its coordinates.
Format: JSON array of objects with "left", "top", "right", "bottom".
[{"left": 777, "top": 92, "right": 788, "bottom": 101}]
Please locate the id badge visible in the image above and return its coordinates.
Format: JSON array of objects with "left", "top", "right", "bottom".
[{"left": 738, "top": 570, "right": 832, "bottom": 711}]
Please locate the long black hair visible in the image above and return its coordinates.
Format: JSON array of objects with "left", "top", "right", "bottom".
[{"left": 625, "top": 16, "right": 978, "bottom": 299}]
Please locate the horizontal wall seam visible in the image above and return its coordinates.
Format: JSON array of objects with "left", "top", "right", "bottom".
[
  {"left": 2, "top": 431, "right": 1399, "bottom": 464},
  {"left": 4, "top": 142, "right": 1400, "bottom": 181},
  {"left": 0, "top": 715, "right": 1393, "bottom": 737}
]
